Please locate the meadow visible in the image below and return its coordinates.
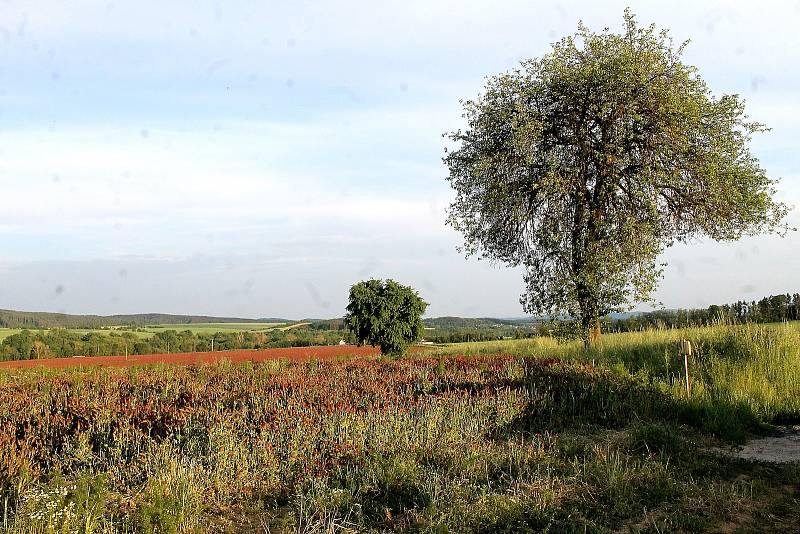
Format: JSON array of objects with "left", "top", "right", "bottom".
[
  {"left": 140, "top": 323, "right": 289, "bottom": 336},
  {"left": 0, "top": 330, "right": 22, "bottom": 342},
  {"left": 0, "top": 323, "right": 798, "bottom": 532}
]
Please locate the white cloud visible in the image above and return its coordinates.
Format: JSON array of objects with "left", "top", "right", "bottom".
[{"left": 0, "top": 114, "right": 453, "bottom": 263}]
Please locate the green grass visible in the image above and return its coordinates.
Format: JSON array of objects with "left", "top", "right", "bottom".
[
  {"left": 0, "top": 329, "right": 22, "bottom": 342},
  {"left": 431, "top": 322, "right": 800, "bottom": 441},
  {"left": 141, "top": 322, "right": 285, "bottom": 335}
]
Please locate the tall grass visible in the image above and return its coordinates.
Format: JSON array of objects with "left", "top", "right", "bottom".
[
  {"left": 431, "top": 322, "right": 800, "bottom": 435},
  {"left": 561, "top": 322, "right": 800, "bottom": 421}
]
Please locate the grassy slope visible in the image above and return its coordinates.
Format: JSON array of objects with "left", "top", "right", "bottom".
[
  {"left": 0, "top": 328, "right": 22, "bottom": 342},
  {"left": 141, "top": 322, "right": 285, "bottom": 335},
  {"left": 0, "top": 324, "right": 798, "bottom": 532}
]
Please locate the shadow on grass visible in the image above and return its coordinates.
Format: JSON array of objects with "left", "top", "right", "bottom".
[{"left": 489, "top": 359, "right": 765, "bottom": 443}]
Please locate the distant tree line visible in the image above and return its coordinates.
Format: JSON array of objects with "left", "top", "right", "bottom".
[
  {"left": 422, "top": 317, "right": 522, "bottom": 329},
  {"left": 479, "top": 292, "right": 800, "bottom": 342},
  {"left": 423, "top": 327, "right": 537, "bottom": 344},
  {"left": 0, "top": 327, "right": 350, "bottom": 361},
  {"left": 310, "top": 319, "right": 347, "bottom": 331},
  {"left": 609, "top": 292, "right": 800, "bottom": 332}
]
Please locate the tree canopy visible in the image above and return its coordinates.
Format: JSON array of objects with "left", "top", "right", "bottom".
[
  {"left": 444, "top": 10, "right": 789, "bottom": 346},
  {"left": 344, "top": 279, "right": 427, "bottom": 357}
]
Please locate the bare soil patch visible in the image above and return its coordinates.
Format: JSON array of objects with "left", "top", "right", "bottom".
[{"left": 711, "top": 426, "right": 800, "bottom": 464}]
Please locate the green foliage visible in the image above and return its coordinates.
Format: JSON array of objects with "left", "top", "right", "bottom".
[
  {"left": 629, "top": 422, "right": 683, "bottom": 455},
  {"left": 444, "top": 10, "right": 789, "bottom": 343},
  {"left": 362, "top": 454, "right": 431, "bottom": 520},
  {"left": 3, "top": 475, "right": 107, "bottom": 534},
  {"left": 344, "top": 279, "right": 428, "bottom": 357},
  {"left": 0, "top": 326, "right": 345, "bottom": 361},
  {"left": 611, "top": 291, "right": 800, "bottom": 331}
]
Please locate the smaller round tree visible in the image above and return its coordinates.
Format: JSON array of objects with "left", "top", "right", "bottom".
[{"left": 344, "top": 279, "right": 427, "bottom": 357}]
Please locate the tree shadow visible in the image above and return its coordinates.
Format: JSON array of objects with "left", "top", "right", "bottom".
[{"left": 486, "top": 359, "right": 765, "bottom": 443}]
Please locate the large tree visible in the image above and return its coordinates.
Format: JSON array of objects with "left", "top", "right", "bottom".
[
  {"left": 444, "top": 11, "right": 789, "bottom": 347},
  {"left": 344, "top": 279, "right": 427, "bottom": 357}
]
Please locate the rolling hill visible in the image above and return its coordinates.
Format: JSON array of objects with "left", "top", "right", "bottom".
[{"left": 0, "top": 309, "right": 291, "bottom": 329}]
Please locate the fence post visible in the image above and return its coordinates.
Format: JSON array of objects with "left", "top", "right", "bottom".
[{"left": 680, "top": 339, "right": 692, "bottom": 395}]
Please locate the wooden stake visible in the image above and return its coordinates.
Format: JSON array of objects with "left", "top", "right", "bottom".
[{"left": 681, "top": 339, "right": 693, "bottom": 395}]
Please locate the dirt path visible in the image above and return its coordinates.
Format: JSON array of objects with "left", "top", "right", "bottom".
[{"left": 712, "top": 426, "right": 800, "bottom": 463}]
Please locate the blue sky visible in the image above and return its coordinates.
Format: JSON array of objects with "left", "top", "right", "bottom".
[{"left": 1, "top": 0, "right": 799, "bottom": 318}]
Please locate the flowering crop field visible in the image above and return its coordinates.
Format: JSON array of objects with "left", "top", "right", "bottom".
[{"left": 0, "top": 345, "right": 799, "bottom": 532}]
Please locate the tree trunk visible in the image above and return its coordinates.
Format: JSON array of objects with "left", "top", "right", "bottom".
[
  {"left": 581, "top": 312, "right": 602, "bottom": 350},
  {"left": 588, "top": 314, "right": 601, "bottom": 346}
]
